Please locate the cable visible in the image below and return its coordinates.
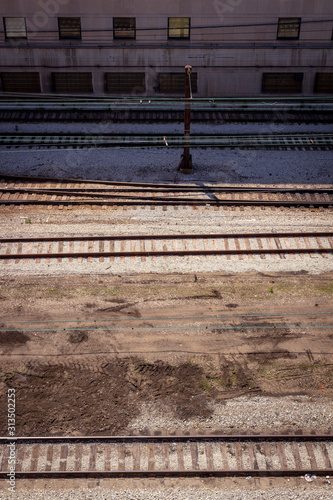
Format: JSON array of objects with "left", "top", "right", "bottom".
[
  {"left": 1, "top": 310, "right": 332, "bottom": 324},
  {"left": 2, "top": 17, "right": 333, "bottom": 34},
  {"left": 2, "top": 43, "right": 332, "bottom": 51},
  {"left": 0, "top": 94, "right": 332, "bottom": 102},
  {"left": 1, "top": 325, "right": 332, "bottom": 333},
  {"left": 1, "top": 350, "right": 333, "bottom": 357}
]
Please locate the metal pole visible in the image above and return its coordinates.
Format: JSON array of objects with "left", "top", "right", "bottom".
[{"left": 177, "top": 65, "right": 193, "bottom": 173}]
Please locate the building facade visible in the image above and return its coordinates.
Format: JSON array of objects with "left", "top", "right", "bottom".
[{"left": 0, "top": 0, "right": 332, "bottom": 96}]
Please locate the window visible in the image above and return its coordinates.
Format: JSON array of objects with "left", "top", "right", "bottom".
[
  {"left": 314, "top": 73, "right": 333, "bottom": 93},
  {"left": 1, "top": 72, "right": 41, "bottom": 93},
  {"left": 262, "top": 73, "right": 303, "bottom": 93},
  {"left": 105, "top": 73, "right": 145, "bottom": 93},
  {"left": 168, "top": 18, "right": 190, "bottom": 39},
  {"left": 113, "top": 18, "right": 135, "bottom": 39},
  {"left": 58, "top": 17, "right": 81, "bottom": 39},
  {"left": 52, "top": 73, "right": 93, "bottom": 93},
  {"left": 277, "top": 18, "right": 301, "bottom": 39},
  {"left": 158, "top": 73, "right": 197, "bottom": 93},
  {"left": 4, "top": 17, "right": 27, "bottom": 38}
]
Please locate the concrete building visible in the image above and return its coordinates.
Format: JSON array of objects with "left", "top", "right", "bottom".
[{"left": 0, "top": 0, "right": 332, "bottom": 96}]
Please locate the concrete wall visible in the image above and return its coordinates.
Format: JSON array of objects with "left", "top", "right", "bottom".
[{"left": 0, "top": 0, "right": 332, "bottom": 96}]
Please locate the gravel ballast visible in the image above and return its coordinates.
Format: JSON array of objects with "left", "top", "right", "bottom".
[
  {"left": 0, "top": 121, "right": 332, "bottom": 184},
  {"left": 1, "top": 253, "right": 332, "bottom": 276},
  {"left": 127, "top": 395, "right": 333, "bottom": 432},
  {"left": 1, "top": 485, "right": 332, "bottom": 499},
  {"left": 1, "top": 120, "right": 332, "bottom": 498},
  {"left": 0, "top": 148, "right": 331, "bottom": 185},
  {"left": 1, "top": 207, "right": 332, "bottom": 276}
]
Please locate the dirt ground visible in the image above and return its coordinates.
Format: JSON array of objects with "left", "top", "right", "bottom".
[{"left": 0, "top": 272, "right": 332, "bottom": 436}]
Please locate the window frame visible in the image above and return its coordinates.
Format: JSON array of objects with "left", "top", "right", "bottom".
[
  {"left": 4, "top": 17, "right": 27, "bottom": 39},
  {"left": 105, "top": 72, "right": 145, "bottom": 93},
  {"left": 58, "top": 17, "right": 82, "bottom": 40},
  {"left": 52, "top": 72, "right": 93, "bottom": 93},
  {"left": 314, "top": 73, "right": 333, "bottom": 94},
  {"left": 168, "top": 17, "right": 191, "bottom": 40},
  {"left": 261, "top": 73, "right": 304, "bottom": 94},
  {"left": 1, "top": 72, "right": 41, "bottom": 93},
  {"left": 158, "top": 72, "right": 197, "bottom": 94},
  {"left": 277, "top": 17, "right": 301, "bottom": 40},
  {"left": 113, "top": 17, "right": 136, "bottom": 40}
]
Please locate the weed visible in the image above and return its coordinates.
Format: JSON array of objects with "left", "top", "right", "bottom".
[
  {"left": 259, "top": 366, "right": 265, "bottom": 376},
  {"left": 103, "top": 287, "right": 122, "bottom": 296},
  {"left": 229, "top": 372, "right": 238, "bottom": 388},
  {"left": 41, "top": 287, "right": 64, "bottom": 297},
  {"left": 299, "top": 362, "right": 321, "bottom": 372},
  {"left": 248, "top": 376, "right": 256, "bottom": 388},
  {"left": 213, "top": 376, "right": 223, "bottom": 384},
  {"left": 269, "top": 287, "right": 274, "bottom": 293},
  {"left": 317, "top": 284, "right": 333, "bottom": 293},
  {"left": 24, "top": 218, "right": 31, "bottom": 224},
  {"left": 200, "top": 379, "right": 212, "bottom": 391},
  {"left": 258, "top": 365, "right": 278, "bottom": 379}
]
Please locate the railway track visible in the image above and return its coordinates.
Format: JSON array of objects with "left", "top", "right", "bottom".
[
  {"left": 1, "top": 177, "right": 332, "bottom": 208},
  {"left": 1, "top": 109, "right": 332, "bottom": 123},
  {"left": 1, "top": 132, "right": 333, "bottom": 150},
  {"left": 0, "top": 433, "right": 332, "bottom": 478},
  {"left": 0, "top": 97, "right": 332, "bottom": 122},
  {"left": 1, "top": 232, "right": 332, "bottom": 261}
]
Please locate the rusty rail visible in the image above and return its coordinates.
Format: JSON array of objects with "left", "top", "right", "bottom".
[
  {"left": 0, "top": 232, "right": 332, "bottom": 260},
  {"left": 0, "top": 433, "right": 332, "bottom": 478}
]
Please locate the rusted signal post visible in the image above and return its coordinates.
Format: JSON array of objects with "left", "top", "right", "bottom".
[{"left": 177, "top": 65, "right": 193, "bottom": 174}]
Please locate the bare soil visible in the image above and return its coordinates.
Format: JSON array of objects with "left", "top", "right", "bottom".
[{"left": 0, "top": 272, "right": 332, "bottom": 436}]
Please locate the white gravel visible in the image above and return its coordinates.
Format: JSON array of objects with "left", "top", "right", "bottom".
[
  {"left": 1, "top": 208, "right": 332, "bottom": 276},
  {"left": 1, "top": 485, "right": 332, "bottom": 499},
  {"left": 1, "top": 252, "right": 332, "bottom": 276},
  {"left": 2, "top": 121, "right": 333, "bottom": 135},
  {"left": 0, "top": 148, "right": 331, "bottom": 184},
  {"left": 127, "top": 395, "right": 333, "bottom": 432},
  {"left": 0, "top": 121, "right": 332, "bottom": 184},
  {"left": 1, "top": 121, "right": 332, "bottom": 497}
]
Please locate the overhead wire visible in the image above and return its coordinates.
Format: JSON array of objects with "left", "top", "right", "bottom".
[
  {"left": 0, "top": 94, "right": 332, "bottom": 102},
  {"left": 1, "top": 18, "right": 332, "bottom": 46},
  {"left": 1, "top": 310, "right": 333, "bottom": 324},
  {"left": 1, "top": 325, "right": 332, "bottom": 332},
  {"left": 2, "top": 17, "right": 332, "bottom": 34}
]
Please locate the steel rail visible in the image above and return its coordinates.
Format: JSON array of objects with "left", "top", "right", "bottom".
[
  {"left": 1, "top": 110, "right": 332, "bottom": 124},
  {"left": 0, "top": 469, "right": 331, "bottom": 478},
  {"left": 2, "top": 132, "right": 332, "bottom": 138},
  {"left": 0, "top": 434, "right": 331, "bottom": 442},
  {"left": 0, "top": 133, "right": 332, "bottom": 149},
  {"left": 0, "top": 232, "right": 332, "bottom": 259},
  {"left": 1, "top": 231, "right": 332, "bottom": 243},
  {"left": 2, "top": 174, "right": 332, "bottom": 191},
  {"left": 1, "top": 96, "right": 332, "bottom": 103},
  {"left": 0, "top": 199, "right": 331, "bottom": 208},
  {"left": 1, "top": 95, "right": 332, "bottom": 102},
  {"left": 1, "top": 187, "right": 332, "bottom": 207},
  {"left": 0, "top": 103, "right": 332, "bottom": 111},
  {"left": 0, "top": 198, "right": 332, "bottom": 207},
  {"left": 1, "top": 103, "right": 332, "bottom": 110},
  {"left": 2, "top": 186, "right": 333, "bottom": 197},
  {"left": 0, "top": 434, "right": 331, "bottom": 479},
  {"left": 2, "top": 248, "right": 331, "bottom": 259},
  {"left": 1, "top": 185, "right": 333, "bottom": 194}
]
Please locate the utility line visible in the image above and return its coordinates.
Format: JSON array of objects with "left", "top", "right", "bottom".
[
  {"left": 1, "top": 95, "right": 332, "bottom": 102},
  {"left": 0, "top": 325, "right": 332, "bottom": 332},
  {"left": 1, "top": 311, "right": 332, "bottom": 324},
  {"left": 2, "top": 17, "right": 332, "bottom": 34}
]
